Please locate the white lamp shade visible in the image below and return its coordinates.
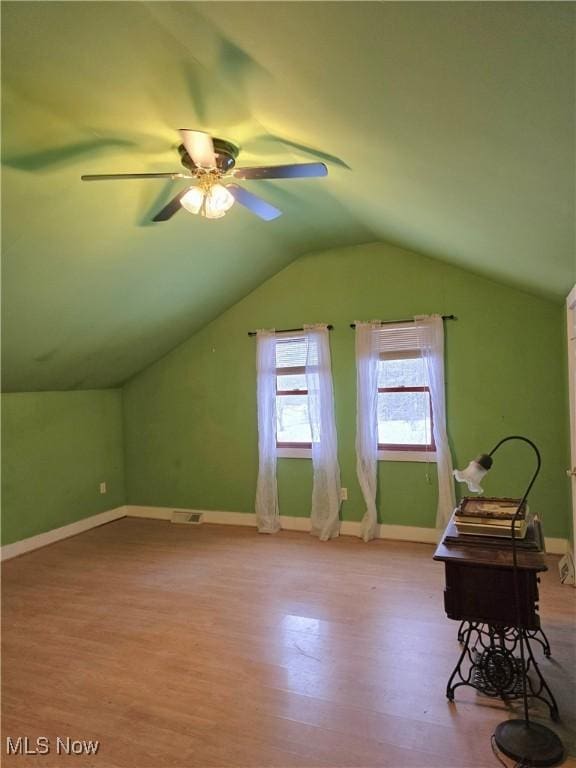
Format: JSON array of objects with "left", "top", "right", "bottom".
[
  {"left": 204, "top": 184, "right": 234, "bottom": 219},
  {"left": 181, "top": 186, "right": 204, "bottom": 214},
  {"left": 453, "top": 461, "right": 487, "bottom": 493}
]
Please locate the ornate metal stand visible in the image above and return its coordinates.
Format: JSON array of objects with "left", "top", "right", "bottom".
[
  {"left": 457, "top": 619, "right": 552, "bottom": 658},
  {"left": 447, "top": 621, "right": 559, "bottom": 720}
]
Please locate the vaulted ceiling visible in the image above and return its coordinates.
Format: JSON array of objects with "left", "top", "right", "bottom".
[{"left": 2, "top": 1, "right": 574, "bottom": 391}]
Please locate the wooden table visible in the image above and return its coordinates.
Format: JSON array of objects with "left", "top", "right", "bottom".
[{"left": 434, "top": 516, "right": 558, "bottom": 718}]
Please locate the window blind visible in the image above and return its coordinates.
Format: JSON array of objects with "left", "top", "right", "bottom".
[
  {"left": 374, "top": 322, "right": 423, "bottom": 358},
  {"left": 275, "top": 333, "right": 319, "bottom": 369}
]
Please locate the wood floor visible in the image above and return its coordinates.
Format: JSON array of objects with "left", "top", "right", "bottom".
[{"left": 2, "top": 519, "right": 575, "bottom": 768}]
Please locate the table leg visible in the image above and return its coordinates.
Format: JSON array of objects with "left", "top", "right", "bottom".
[
  {"left": 447, "top": 622, "right": 559, "bottom": 720},
  {"left": 457, "top": 621, "right": 552, "bottom": 658},
  {"left": 447, "top": 622, "right": 478, "bottom": 701}
]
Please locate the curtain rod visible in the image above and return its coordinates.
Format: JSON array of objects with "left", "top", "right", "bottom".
[
  {"left": 349, "top": 314, "right": 456, "bottom": 329},
  {"left": 248, "top": 324, "right": 334, "bottom": 337}
]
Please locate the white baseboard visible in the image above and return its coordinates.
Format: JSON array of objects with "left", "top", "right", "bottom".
[
  {"left": 125, "top": 506, "right": 568, "bottom": 553},
  {"left": 1, "top": 506, "right": 128, "bottom": 562},
  {"left": 126, "top": 505, "right": 441, "bottom": 544},
  {"left": 545, "top": 537, "right": 569, "bottom": 556},
  {"left": 3, "top": 505, "right": 568, "bottom": 560},
  {"left": 126, "top": 506, "right": 258, "bottom": 527},
  {"left": 346, "top": 521, "right": 440, "bottom": 544},
  {"left": 125, "top": 505, "right": 173, "bottom": 521}
]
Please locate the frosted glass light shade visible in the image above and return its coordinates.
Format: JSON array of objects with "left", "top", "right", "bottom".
[
  {"left": 180, "top": 183, "right": 235, "bottom": 219},
  {"left": 180, "top": 186, "right": 204, "bottom": 214},
  {"left": 204, "top": 184, "right": 234, "bottom": 219},
  {"left": 453, "top": 461, "right": 488, "bottom": 493}
]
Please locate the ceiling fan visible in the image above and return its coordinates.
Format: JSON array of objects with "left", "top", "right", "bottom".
[{"left": 81, "top": 129, "right": 328, "bottom": 222}]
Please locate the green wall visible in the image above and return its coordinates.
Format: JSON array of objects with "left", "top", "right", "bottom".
[
  {"left": 122, "top": 242, "right": 570, "bottom": 539},
  {"left": 1, "top": 389, "right": 125, "bottom": 545}
]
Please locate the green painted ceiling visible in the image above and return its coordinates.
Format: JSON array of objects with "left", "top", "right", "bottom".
[{"left": 2, "top": 1, "right": 574, "bottom": 392}]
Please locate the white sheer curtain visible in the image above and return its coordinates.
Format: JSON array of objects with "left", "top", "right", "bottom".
[
  {"left": 415, "top": 315, "right": 456, "bottom": 528},
  {"left": 255, "top": 329, "right": 281, "bottom": 534},
  {"left": 355, "top": 322, "right": 380, "bottom": 542},
  {"left": 305, "top": 325, "right": 341, "bottom": 541}
]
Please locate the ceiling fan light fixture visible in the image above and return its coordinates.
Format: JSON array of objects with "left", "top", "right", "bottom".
[
  {"left": 180, "top": 186, "right": 204, "bottom": 215},
  {"left": 80, "top": 128, "right": 329, "bottom": 222},
  {"left": 180, "top": 182, "right": 234, "bottom": 219},
  {"left": 204, "top": 184, "right": 235, "bottom": 218}
]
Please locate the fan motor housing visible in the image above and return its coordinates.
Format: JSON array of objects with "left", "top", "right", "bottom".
[{"left": 178, "top": 138, "right": 239, "bottom": 174}]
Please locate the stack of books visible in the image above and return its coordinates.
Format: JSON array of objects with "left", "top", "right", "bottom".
[{"left": 454, "top": 497, "right": 531, "bottom": 539}]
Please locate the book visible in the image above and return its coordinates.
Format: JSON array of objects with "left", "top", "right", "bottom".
[
  {"left": 455, "top": 514, "right": 529, "bottom": 526},
  {"left": 444, "top": 517, "right": 544, "bottom": 551},
  {"left": 455, "top": 507, "right": 533, "bottom": 538},
  {"left": 455, "top": 496, "right": 527, "bottom": 521},
  {"left": 455, "top": 519, "right": 529, "bottom": 539}
]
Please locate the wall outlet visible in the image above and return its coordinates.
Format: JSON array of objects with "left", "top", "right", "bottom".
[
  {"left": 340, "top": 487, "right": 348, "bottom": 501},
  {"left": 99, "top": 482, "right": 107, "bottom": 495}
]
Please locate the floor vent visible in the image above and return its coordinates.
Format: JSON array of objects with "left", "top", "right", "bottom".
[{"left": 171, "top": 511, "right": 203, "bottom": 525}]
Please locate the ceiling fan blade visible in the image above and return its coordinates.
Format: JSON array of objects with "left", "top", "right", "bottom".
[
  {"left": 227, "top": 184, "right": 282, "bottom": 221},
  {"left": 81, "top": 172, "right": 188, "bottom": 181},
  {"left": 179, "top": 129, "right": 216, "bottom": 169},
  {"left": 152, "top": 188, "right": 190, "bottom": 222},
  {"left": 232, "top": 162, "right": 328, "bottom": 180}
]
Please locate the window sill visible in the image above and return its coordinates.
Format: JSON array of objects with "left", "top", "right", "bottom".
[
  {"left": 276, "top": 448, "right": 436, "bottom": 462},
  {"left": 277, "top": 447, "right": 312, "bottom": 459},
  {"left": 378, "top": 450, "right": 437, "bottom": 463}
]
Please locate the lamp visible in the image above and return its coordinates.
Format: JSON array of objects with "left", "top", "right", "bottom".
[
  {"left": 180, "top": 186, "right": 204, "bottom": 215},
  {"left": 453, "top": 436, "right": 564, "bottom": 767},
  {"left": 453, "top": 454, "right": 493, "bottom": 493},
  {"left": 180, "top": 179, "right": 235, "bottom": 219}
]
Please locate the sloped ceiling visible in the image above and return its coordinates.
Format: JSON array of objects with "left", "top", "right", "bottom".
[{"left": 2, "top": 1, "right": 574, "bottom": 392}]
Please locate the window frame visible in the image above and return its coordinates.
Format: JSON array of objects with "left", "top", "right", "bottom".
[
  {"left": 376, "top": 351, "right": 437, "bottom": 463},
  {"left": 275, "top": 362, "right": 313, "bottom": 455}
]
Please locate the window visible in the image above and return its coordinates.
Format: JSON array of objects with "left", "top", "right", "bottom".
[
  {"left": 375, "top": 324, "right": 436, "bottom": 460},
  {"left": 275, "top": 334, "right": 314, "bottom": 452}
]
